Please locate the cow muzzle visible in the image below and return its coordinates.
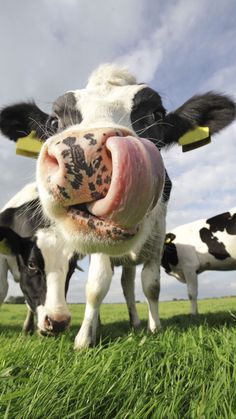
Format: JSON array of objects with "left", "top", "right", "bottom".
[
  {"left": 39, "top": 313, "right": 71, "bottom": 336},
  {"left": 38, "top": 127, "right": 165, "bottom": 239}
]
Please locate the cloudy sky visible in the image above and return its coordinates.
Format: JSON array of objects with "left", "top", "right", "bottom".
[{"left": 1, "top": 0, "right": 236, "bottom": 305}]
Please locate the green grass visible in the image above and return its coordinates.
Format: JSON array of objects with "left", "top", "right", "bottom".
[{"left": 1, "top": 298, "right": 236, "bottom": 418}]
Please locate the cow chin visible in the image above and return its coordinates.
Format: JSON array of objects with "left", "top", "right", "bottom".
[
  {"left": 49, "top": 210, "right": 142, "bottom": 256},
  {"left": 60, "top": 219, "right": 143, "bottom": 256},
  {"left": 36, "top": 175, "right": 143, "bottom": 255}
]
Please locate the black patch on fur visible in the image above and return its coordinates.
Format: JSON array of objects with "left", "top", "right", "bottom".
[
  {"left": 57, "top": 185, "right": 71, "bottom": 200},
  {"left": 88, "top": 182, "right": 96, "bottom": 191},
  {"left": 84, "top": 133, "right": 97, "bottom": 146},
  {"left": 161, "top": 233, "right": 179, "bottom": 273},
  {"left": 161, "top": 240, "right": 178, "bottom": 273},
  {"left": 0, "top": 102, "right": 49, "bottom": 141},
  {"left": 62, "top": 142, "right": 96, "bottom": 190},
  {"left": 199, "top": 227, "right": 230, "bottom": 260},
  {"left": 96, "top": 175, "right": 103, "bottom": 186},
  {"left": 199, "top": 210, "right": 236, "bottom": 260},
  {"left": 53, "top": 92, "right": 82, "bottom": 128},
  {"left": 131, "top": 87, "right": 166, "bottom": 148},
  {"left": 0, "top": 198, "right": 46, "bottom": 235},
  {"left": 104, "top": 175, "right": 111, "bottom": 185},
  {"left": 206, "top": 211, "right": 236, "bottom": 235},
  {"left": 93, "top": 156, "right": 103, "bottom": 169},
  {"left": 63, "top": 137, "right": 77, "bottom": 147},
  {"left": 162, "top": 92, "right": 236, "bottom": 147},
  {"left": 162, "top": 170, "right": 172, "bottom": 202}
]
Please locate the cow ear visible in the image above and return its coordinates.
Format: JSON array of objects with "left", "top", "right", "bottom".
[
  {"left": 0, "top": 102, "right": 49, "bottom": 141},
  {"left": 165, "top": 233, "right": 176, "bottom": 244},
  {"left": 0, "top": 226, "right": 31, "bottom": 256},
  {"left": 161, "top": 92, "right": 236, "bottom": 151}
]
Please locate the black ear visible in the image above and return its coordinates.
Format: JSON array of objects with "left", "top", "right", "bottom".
[
  {"left": 0, "top": 226, "right": 32, "bottom": 256},
  {"left": 0, "top": 102, "right": 49, "bottom": 141},
  {"left": 161, "top": 92, "right": 236, "bottom": 147}
]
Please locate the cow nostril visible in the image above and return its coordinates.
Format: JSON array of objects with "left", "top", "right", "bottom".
[
  {"left": 44, "top": 150, "right": 59, "bottom": 173},
  {"left": 45, "top": 315, "right": 54, "bottom": 331}
]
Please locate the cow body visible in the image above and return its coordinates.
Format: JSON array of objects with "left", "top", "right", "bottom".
[
  {"left": 1, "top": 64, "right": 235, "bottom": 348},
  {"left": 162, "top": 208, "right": 236, "bottom": 314},
  {"left": 0, "top": 183, "right": 77, "bottom": 333}
]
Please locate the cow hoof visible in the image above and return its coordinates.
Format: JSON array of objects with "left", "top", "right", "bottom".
[
  {"left": 148, "top": 324, "right": 162, "bottom": 333},
  {"left": 131, "top": 320, "right": 141, "bottom": 331},
  {"left": 22, "top": 325, "right": 35, "bottom": 335},
  {"left": 74, "top": 332, "right": 94, "bottom": 350}
]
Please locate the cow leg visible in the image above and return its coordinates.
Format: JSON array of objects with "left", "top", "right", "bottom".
[
  {"left": 121, "top": 266, "right": 141, "bottom": 330},
  {"left": 141, "top": 259, "right": 161, "bottom": 332},
  {"left": 74, "top": 253, "right": 113, "bottom": 349},
  {"left": 0, "top": 257, "right": 9, "bottom": 304},
  {"left": 23, "top": 306, "right": 35, "bottom": 333},
  {"left": 185, "top": 269, "right": 198, "bottom": 315}
]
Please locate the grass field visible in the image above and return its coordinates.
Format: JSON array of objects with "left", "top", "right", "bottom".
[{"left": 1, "top": 298, "right": 236, "bottom": 418}]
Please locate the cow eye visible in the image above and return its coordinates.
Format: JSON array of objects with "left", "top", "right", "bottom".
[
  {"left": 27, "top": 262, "right": 39, "bottom": 273},
  {"left": 47, "top": 116, "right": 59, "bottom": 133}
]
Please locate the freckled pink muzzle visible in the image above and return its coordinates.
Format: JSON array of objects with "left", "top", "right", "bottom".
[{"left": 39, "top": 128, "right": 165, "bottom": 239}]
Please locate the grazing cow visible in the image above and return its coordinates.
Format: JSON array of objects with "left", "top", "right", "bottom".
[
  {"left": 0, "top": 183, "right": 77, "bottom": 334},
  {"left": 0, "top": 64, "right": 235, "bottom": 348},
  {"left": 162, "top": 208, "right": 236, "bottom": 314}
]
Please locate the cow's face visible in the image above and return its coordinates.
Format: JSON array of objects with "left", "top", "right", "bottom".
[
  {"left": 0, "top": 226, "right": 75, "bottom": 335},
  {"left": 17, "top": 239, "right": 47, "bottom": 312},
  {"left": 37, "top": 69, "right": 166, "bottom": 254}
]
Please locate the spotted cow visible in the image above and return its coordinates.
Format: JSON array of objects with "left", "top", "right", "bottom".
[
  {"left": 0, "top": 183, "right": 78, "bottom": 333},
  {"left": 1, "top": 64, "right": 235, "bottom": 348},
  {"left": 162, "top": 208, "right": 236, "bottom": 314}
]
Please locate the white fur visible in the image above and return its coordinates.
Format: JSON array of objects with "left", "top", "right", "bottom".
[
  {"left": 36, "top": 227, "right": 72, "bottom": 331},
  {"left": 164, "top": 207, "right": 236, "bottom": 314},
  {"left": 75, "top": 253, "right": 113, "bottom": 349}
]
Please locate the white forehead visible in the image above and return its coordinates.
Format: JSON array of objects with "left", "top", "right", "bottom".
[
  {"left": 87, "top": 64, "right": 137, "bottom": 88},
  {"left": 69, "top": 64, "right": 146, "bottom": 128}
]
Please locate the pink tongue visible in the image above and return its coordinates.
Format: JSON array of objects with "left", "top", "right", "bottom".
[{"left": 87, "top": 136, "right": 165, "bottom": 228}]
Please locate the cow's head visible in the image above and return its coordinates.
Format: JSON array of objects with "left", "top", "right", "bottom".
[
  {"left": 1, "top": 64, "right": 235, "bottom": 255},
  {"left": 0, "top": 226, "right": 77, "bottom": 335}
]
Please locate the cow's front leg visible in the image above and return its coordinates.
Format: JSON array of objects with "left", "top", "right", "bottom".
[
  {"left": 22, "top": 306, "right": 35, "bottom": 334},
  {"left": 141, "top": 259, "right": 161, "bottom": 332},
  {"left": 184, "top": 269, "right": 198, "bottom": 315},
  {"left": 121, "top": 266, "right": 141, "bottom": 330},
  {"left": 74, "top": 253, "right": 112, "bottom": 349},
  {"left": 0, "top": 257, "right": 9, "bottom": 304}
]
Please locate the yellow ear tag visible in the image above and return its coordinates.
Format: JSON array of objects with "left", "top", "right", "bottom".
[
  {"left": 0, "top": 239, "right": 12, "bottom": 255},
  {"left": 16, "top": 131, "right": 43, "bottom": 159},
  {"left": 178, "top": 126, "right": 211, "bottom": 152},
  {"left": 165, "top": 233, "right": 176, "bottom": 244}
]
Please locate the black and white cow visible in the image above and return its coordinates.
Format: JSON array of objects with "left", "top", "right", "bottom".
[
  {"left": 162, "top": 208, "right": 236, "bottom": 314},
  {"left": 0, "top": 183, "right": 77, "bottom": 333},
  {"left": 1, "top": 64, "right": 235, "bottom": 348}
]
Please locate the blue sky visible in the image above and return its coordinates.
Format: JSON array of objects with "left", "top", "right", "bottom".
[{"left": 1, "top": 0, "right": 236, "bottom": 304}]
